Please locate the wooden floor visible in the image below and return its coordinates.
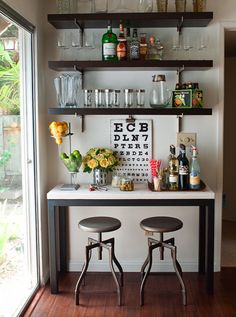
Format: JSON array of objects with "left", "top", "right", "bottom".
[{"left": 24, "top": 269, "right": 236, "bottom": 317}]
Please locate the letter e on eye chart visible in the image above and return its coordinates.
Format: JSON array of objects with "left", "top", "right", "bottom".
[{"left": 110, "top": 119, "right": 153, "bottom": 183}]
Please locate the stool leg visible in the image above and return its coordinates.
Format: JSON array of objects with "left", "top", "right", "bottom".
[
  {"left": 109, "top": 238, "right": 124, "bottom": 287},
  {"left": 140, "top": 243, "right": 160, "bottom": 306},
  {"left": 75, "top": 243, "right": 99, "bottom": 305},
  {"left": 81, "top": 238, "right": 93, "bottom": 287},
  {"left": 141, "top": 238, "right": 154, "bottom": 281},
  {"left": 108, "top": 244, "right": 122, "bottom": 306},
  {"left": 168, "top": 244, "right": 187, "bottom": 306},
  {"left": 164, "top": 238, "right": 183, "bottom": 276}
]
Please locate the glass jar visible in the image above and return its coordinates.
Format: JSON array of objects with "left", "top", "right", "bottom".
[
  {"left": 156, "top": 0, "right": 168, "bottom": 12},
  {"left": 94, "top": 0, "right": 108, "bottom": 12},
  {"left": 120, "top": 177, "right": 134, "bottom": 191}
]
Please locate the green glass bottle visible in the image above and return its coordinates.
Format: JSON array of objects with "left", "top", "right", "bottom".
[{"left": 102, "top": 21, "right": 118, "bottom": 61}]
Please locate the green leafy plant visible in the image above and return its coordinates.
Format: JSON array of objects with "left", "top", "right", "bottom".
[
  {"left": 0, "top": 41, "right": 20, "bottom": 115},
  {"left": 0, "top": 150, "right": 11, "bottom": 167}
]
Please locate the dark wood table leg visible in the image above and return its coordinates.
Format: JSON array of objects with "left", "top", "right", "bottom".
[
  {"left": 59, "top": 206, "right": 68, "bottom": 272},
  {"left": 48, "top": 200, "right": 58, "bottom": 294},
  {"left": 199, "top": 205, "right": 206, "bottom": 274},
  {"left": 206, "top": 199, "right": 215, "bottom": 294}
]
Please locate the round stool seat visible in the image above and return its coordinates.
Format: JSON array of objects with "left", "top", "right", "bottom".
[
  {"left": 140, "top": 216, "right": 183, "bottom": 233},
  {"left": 79, "top": 216, "right": 121, "bottom": 233}
]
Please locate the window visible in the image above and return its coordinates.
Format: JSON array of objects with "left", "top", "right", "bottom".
[{"left": 0, "top": 2, "right": 38, "bottom": 316}]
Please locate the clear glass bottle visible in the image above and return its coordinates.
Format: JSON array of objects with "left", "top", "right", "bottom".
[
  {"left": 130, "top": 28, "right": 140, "bottom": 60},
  {"left": 149, "top": 74, "right": 169, "bottom": 108},
  {"left": 168, "top": 145, "right": 179, "bottom": 191},
  {"left": 178, "top": 144, "right": 189, "bottom": 190},
  {"left": 147, "top": 35, "right": 163, "bottom": 60},
  {"left": 102, "top": 21, "right": 118, "bottom": 61},
  {"left": 189, "top": 146, "right": 200, "bottom": 189}
]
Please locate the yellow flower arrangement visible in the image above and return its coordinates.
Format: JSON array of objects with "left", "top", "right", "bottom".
[{"left": 83, "top": 147, "right": 119, "bottom": 173}]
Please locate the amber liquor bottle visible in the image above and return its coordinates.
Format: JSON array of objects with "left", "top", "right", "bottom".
[{"left": 117, "top": 21, "right": 127, "bottom": 61}]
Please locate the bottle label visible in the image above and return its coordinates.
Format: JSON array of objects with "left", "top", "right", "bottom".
[
  {"left": 117, "top": 42, "right": 127, "bottom": 59},
  {"left": 190, "top": 175, "right": 200, "bottom": 185},
  {"left": 103, "top": 43, "right": 116, "bottom": 56},
  {"left": 169, "top": 175, "right": 178, "bottom": 183},
  {"left": 179, "top": 165, "right": 189, "bottom": 175},
  {"left": 130, "top": 44, "right": 140, "bottom": 59}
]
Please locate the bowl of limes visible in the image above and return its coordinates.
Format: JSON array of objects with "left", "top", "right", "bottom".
[{"left": 60, "top": 150, "right": 82, "bottom": 173}]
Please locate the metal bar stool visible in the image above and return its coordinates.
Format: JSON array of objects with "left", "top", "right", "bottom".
[
  {"left": 75, "top": 216, "right": 123, "bottom": 306},
  {"left": 140, "top": 216, "right": 187, "bottom": 306}
]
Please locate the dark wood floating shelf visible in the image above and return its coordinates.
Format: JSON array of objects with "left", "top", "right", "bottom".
[
  {"left": 48, "top": 60, "right": 213, "bottom": 72},
  {"left": 48, "top": 107, "right": 212, "bottom": 116},
  {"left": 48, "top": 12, "right": 213, "bottom": 29}
]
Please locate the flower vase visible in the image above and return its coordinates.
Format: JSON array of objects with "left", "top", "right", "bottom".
[{"left": 93, "top": 169, "right": 109, "bottom": 186}]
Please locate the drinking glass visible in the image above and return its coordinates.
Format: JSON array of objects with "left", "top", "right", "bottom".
[
  {"left": 137, "top": 0, "right": 153, "bottom": 12},
  {"left": 83, "top": 29, "right": 95, "bottom": 48},
  {"left": 94, "top": 0, "right": 107, "bottom": 12},
  {"left": 105, "top": 89, "right": 114, "bottom": 107},
  {"left": 95, "top": 89, "right": 105, "bottom": 107},
  {"left": 71, "top": 29, "right": 83, "bottom": 48},
  {"left": 136, "top": 89, "right": 145, "bottom": 107},
  {"left": 193, "top": 0, "right": 206, "bottom": 12},
  {"left": 112, "top": 90, "right": 121, "bottom": 107},
  {"left": 175, "top": 0, "right": 186, "bottom": 12},
  {"left": 83, "top": 89, "right": 93, "bottom": 107},
  {"left": 156, "top": 0, "right": 168, "bottom": 12},
  {"left": 76, "top": 0, "right": 93, "bottom": 12},
  {"left": 57, "top": 0, "right": 70, "bottom": 13},
  {"left": 124, "top": 89, "right": 134, "bottom": 107}
]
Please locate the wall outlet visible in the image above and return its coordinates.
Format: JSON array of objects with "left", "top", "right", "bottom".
[{"left": 177, "top": 132, "right": 197, "bottom": 148}]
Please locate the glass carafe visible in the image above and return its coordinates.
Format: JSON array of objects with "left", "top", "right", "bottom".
[{"left": 149, "top": 74, "right": 169, "bottom": 108}]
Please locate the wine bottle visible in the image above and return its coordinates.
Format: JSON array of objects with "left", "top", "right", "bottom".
[
  {"left": 178, "top": 144, "right": 189, "bottom": 190},
  {"left": 189, "top": 146, "right": 201, "bottom": 189},
  {"left": 168, "top": 145, "right": 179, "bottom": 191},
  {"left": 117, "top": 20, "right": 127, "bottom": 61},
  {"left": 102, "top": 21, "right": 118, "bottom": 61}
]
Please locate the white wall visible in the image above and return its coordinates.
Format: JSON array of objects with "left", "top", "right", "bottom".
[
  {"left": 43, "top": 0, "right": 226, "bottom": 273},
  {"left": 223, "top": 57, "right": 236, "bottom": 222}
]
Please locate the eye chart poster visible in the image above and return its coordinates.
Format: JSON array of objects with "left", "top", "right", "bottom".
[{"left": 110, "top": 119, "right": 153, "bottom": 183}]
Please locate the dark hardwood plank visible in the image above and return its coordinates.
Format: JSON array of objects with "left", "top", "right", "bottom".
[{"left": 23, "top": 270, "right": 236, "bottom": 317}]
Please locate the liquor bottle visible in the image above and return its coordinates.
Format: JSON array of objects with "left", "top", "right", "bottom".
[
  {"left": 178, "top": 144, "right": 189, "bottom": 190},
  {"left": 189, "top": 146, "right": 201, "bottom": 189},
  {"left": 168, "top": 145, "right": 179, "bottom": 191},
  {"left": 126, "top": 26, "right": 131, "bottom": 60},
  {"left": 102, "top": 21, "right": 118, "bottom": 61},
  {"left": 146, "top": 36, "right": 163, "bottom": 60},
  {"left": 117, "top": 21, "right": 127, "bottom": 61},
  {"left": 139, "top": 33, "right": 148, "bottom": 60},
  {"left": 130, "top": 28, "right": 140, "bottom": 60}
]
